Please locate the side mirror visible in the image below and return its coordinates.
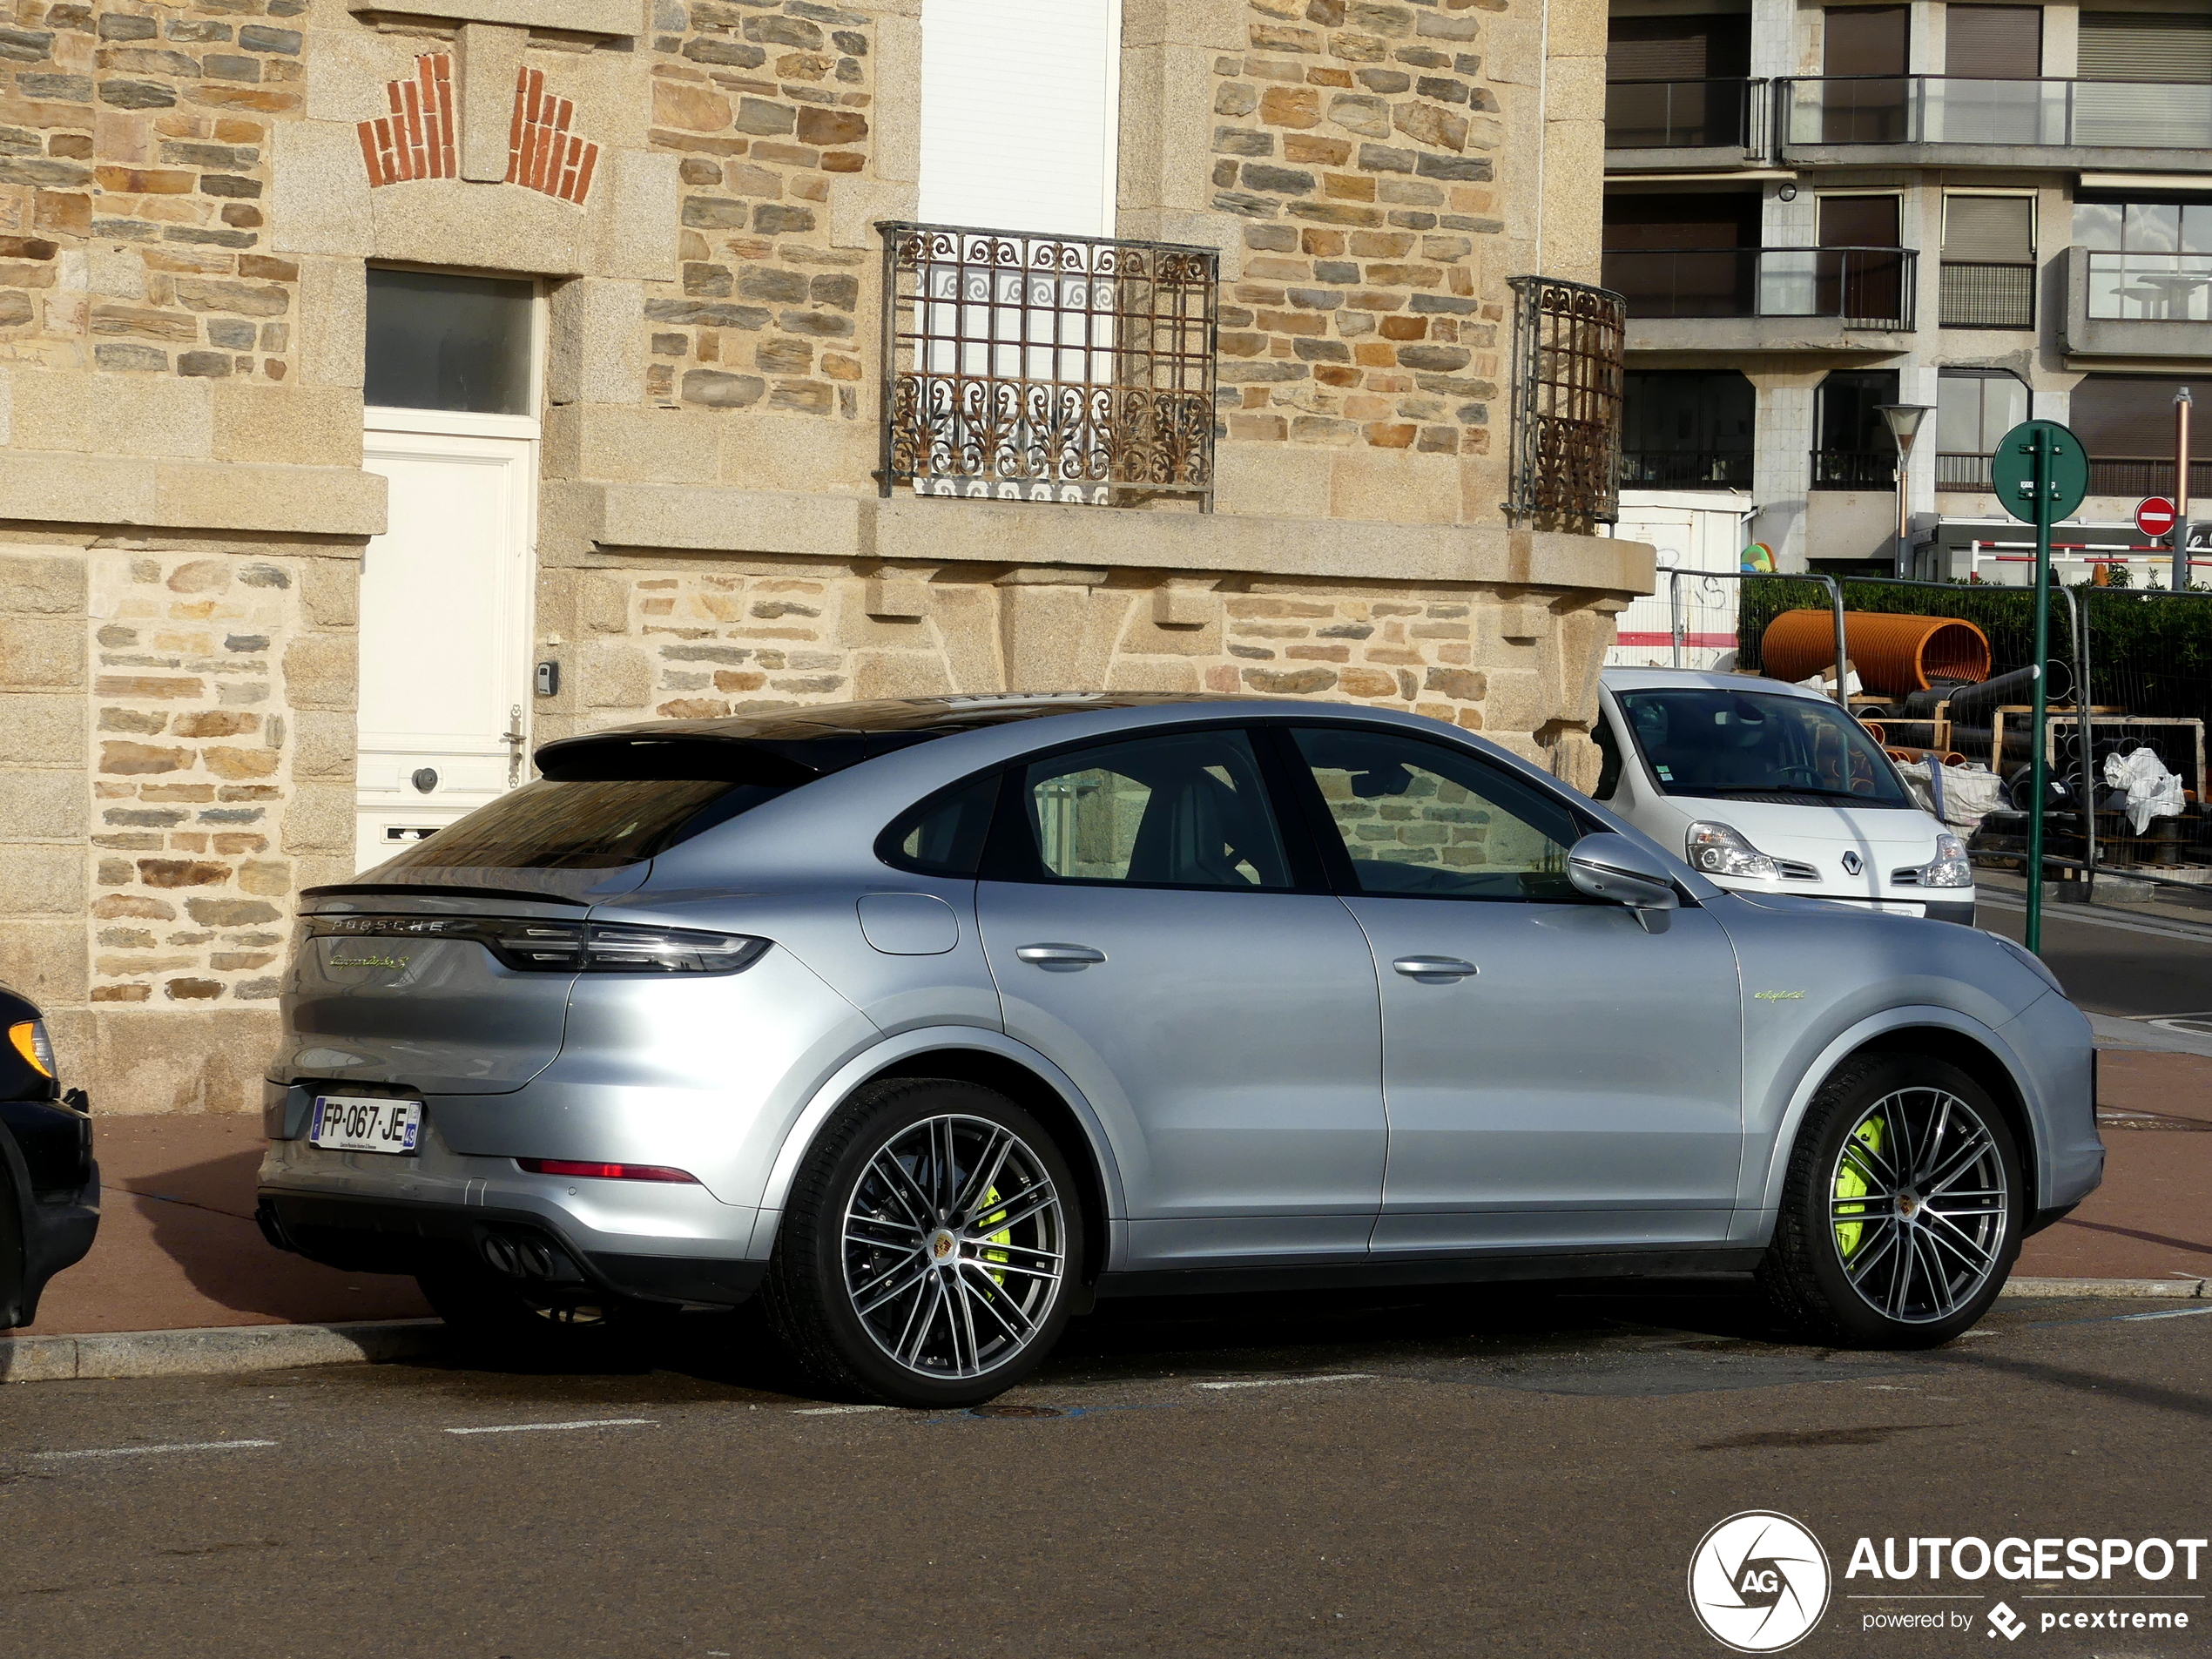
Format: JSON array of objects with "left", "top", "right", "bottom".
[{"left": 1568, "top": 832, "right": 1682, "bottom": 934}]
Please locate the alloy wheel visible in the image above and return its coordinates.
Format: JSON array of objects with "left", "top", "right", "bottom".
[
  {"left": 1830, "top": 1086, "right": 2010, "bottom": 1324},
  {"left": 841, "top": 1114, "right": 1067, "bottom": 1380}
]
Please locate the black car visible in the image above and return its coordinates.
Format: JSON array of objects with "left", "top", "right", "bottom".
[{"left": 2, "top": 985, "right": 98, "bottom": 1330}]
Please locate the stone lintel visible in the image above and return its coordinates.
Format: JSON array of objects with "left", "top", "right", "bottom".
[
  {"left": 348, "top": 0, "right": 641, "bottom": 38},
  {"left": 568, "top": 482, "right": 1656, "bottom": 598},
  {"left": 0, "top": 454, "right": 387, "bottom": 538}
]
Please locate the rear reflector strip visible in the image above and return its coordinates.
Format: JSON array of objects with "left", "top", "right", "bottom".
[{"left": 516, "top": 1158, "right": 699, "bottom": 1184}]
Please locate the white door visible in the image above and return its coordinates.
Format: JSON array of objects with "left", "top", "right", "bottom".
[{"left": 355, "top": 408, "right": 536, "bottom": 872}]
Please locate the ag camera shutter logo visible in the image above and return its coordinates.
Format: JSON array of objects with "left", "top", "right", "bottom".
[{"left": 1689, "top": 1511, "right": 1833, "bottom": 1652}]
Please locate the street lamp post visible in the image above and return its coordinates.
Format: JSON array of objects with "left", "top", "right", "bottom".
[{"left": 1878, "top": 402, "right": 1933, "bottom": 577}]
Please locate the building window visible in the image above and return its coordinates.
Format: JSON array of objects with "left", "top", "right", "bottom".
[
  {"left": 1603, "top": 13, "right": 1754, "bottom": 151},
  {"left": 1934, "top": 369, "right": 2028, "bottom": 490},
  {"left": 1600, "top": 192, "right": 1761, "bottom": 318},
  {"left": 2077, "top": 199, "right": 2212, "bottom": 321},
  {"left": 1622, "top": 370, "right": 1755, "bottom": 489},
  {"left": 2072, "top": 374, "right": 2209, "bottom": 498},
  {"left": 1939, "top": 195, "right": 2035, "bottom": 328},
  {"left": 1811, "top": 368, "right": 1898, "bottom": 489},
  {"left": 364, "top": 267, "right": 535, "bottom": 416}
]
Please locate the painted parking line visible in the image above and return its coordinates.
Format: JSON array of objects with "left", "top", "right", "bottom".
[
  {"left": 2114, "top": 1305, "right": 2212, "bottom": 1323},
  {"left": 792, "top": 1404, "right": 893, "bottom": 1416},
  {"left": 1193, "top": 1372, "right": 1378, "bottom": 1391},
  {"left": 34, "top": 1440, "right": 278, "bottom": 1460},
  {"left": 444, "top": 1419, "right": 657, "bottom": 1435}
]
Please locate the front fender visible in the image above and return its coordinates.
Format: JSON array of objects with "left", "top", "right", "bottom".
[
  {"left": 1734, "top": 1003, "right": 2074, "bottom": 1242},
  {"left": 743, "top": 1027, "right": 1130, "bottom": 1264}
]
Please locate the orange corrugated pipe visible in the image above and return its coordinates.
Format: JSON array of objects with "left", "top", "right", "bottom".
[{"left": 1761, "top": 610, "right": 1993, "bottom": 696}]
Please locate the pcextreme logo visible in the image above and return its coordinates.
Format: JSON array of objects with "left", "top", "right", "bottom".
[{"left": 1689, "top": 1511, "right": 1832, "bottom": 1652}]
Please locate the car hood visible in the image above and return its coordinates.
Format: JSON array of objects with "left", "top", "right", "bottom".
[{"left": 1656, "top": 797, "right": 1944, "bottom": 854}]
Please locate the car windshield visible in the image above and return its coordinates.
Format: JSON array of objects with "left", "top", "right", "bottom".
[{"left": 1613, "top": 687, "right": 1909, "bottom": 805}]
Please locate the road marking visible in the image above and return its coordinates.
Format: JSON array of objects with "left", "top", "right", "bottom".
[
  {"left": 444, "top": 1419, "right": 657, "bottom": 1435},
  {"left": 792, "top": 1404, "right": 892, "bottom": 1416},
  {"left": 36, "top": 1440, "right": 278, "bottom": 1460},
  {"left": 2114, "top": 1305, "right": 2212, "bottom": 1323},
  {"left": 1193, "top": 1372, "right": 1377, "bottom": 1391}
]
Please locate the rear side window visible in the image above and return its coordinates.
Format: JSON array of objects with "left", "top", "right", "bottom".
[
  {"left": 880, "top": 773, "right": 1001, "bottom": 876},
  {"left": 378, "top": 779, "right": 789, "bottom": 871}
]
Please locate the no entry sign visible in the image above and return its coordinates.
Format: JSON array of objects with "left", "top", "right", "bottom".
[{"left": 2136, "top": 496, "right": 2178, "bottom": 537}]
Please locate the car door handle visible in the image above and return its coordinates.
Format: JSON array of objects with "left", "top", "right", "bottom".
[
  {"left": 1015, "top": 943, "right": 1107, "bottom": 971},
  {"left": 1393, "top": 955, "right": 1479, "bottom": 982}
]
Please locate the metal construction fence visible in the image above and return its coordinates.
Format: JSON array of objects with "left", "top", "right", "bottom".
[{"left": 1635, "top": 570, "right": 2212, "bottom": 887}]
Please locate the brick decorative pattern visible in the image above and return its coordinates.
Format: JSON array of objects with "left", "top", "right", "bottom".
[
  {"left": 546, "top": 563, "right": 1609, "bottom": 778},
  {"left": 644, "top": 0, "right": 874, "bottom": 418},
  {"left": 506, "top": 66, "right": 598, "bottom": 204},
  {"left": 0, "top": 0, "right": 301, "bottom": 383},
  {"left": 1211, "top": 0, "right": 1508, "bottom": 457},
  {"left": 358, "top": 53, "right": 454, "bottom": 187}
]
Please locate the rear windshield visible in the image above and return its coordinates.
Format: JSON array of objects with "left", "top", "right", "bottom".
[
  {"left": 1614, "top": 688, "right": 1909, "bottom": 805},
  {"left": 376, "top": 779, "right": 789, "bottom": 871}
]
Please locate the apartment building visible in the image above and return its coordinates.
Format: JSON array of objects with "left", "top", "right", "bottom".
[
  {"left": 1602, "top": 0, "right": 2212, "bottom": 578},
  {"left": 0, "top": 0, "right": 1648, "bottom": 1111}
]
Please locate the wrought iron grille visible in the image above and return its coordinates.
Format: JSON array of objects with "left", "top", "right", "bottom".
[
  {"left": 877, "top": 222, "right": 1217, "bottom": 508},
  {"left": 1507, "top": 275, "right": 1626, "bottom": 532},
  {"left": 1938, "top": 261, "right": 2034, "bottom": 328},
  {"left": 1810, "top": 448, "right": 1896, "bottom": 490}
]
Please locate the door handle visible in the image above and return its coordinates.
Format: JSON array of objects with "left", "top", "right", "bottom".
[
  {"left": 1393, "top": 955, "right": 1478, "bottom": 982},
  {"left": 1015, "top": 943, "right": 1107, "bottom": 971}
]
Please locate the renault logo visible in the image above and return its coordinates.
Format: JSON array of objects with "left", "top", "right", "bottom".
[{"left": 1840, "top": 850, "right": 1864, "bottom": 876}]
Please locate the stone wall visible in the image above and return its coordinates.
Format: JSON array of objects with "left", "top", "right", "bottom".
[
  {"left": 1, "top": 536, "right": 354, "bottom": 1113},
  {"left": 533, "top": 553, "right": 1618, "bottom": 780}
]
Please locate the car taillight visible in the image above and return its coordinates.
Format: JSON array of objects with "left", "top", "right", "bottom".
[
  {"left": 304, "top": 915, "right": 770, "bottom": 974},
  {"left": 516, "top": 1158, "right": 699, "bottom": 1183}
]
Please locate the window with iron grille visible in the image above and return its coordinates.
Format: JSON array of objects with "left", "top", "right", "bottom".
[
  {"left": 878, "top": 222, "right": 1217, "bottom": 509},
  {"left": 1507, "top": 275, "right": 1626, "bottom": 531}
]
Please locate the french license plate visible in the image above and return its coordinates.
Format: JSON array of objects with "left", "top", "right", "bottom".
[{"left": 310, "top": 1095, "right": 423, "bottom": 1155}]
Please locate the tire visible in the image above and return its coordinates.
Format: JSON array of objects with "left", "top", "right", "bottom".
[
  {"left": 1757, "top": 1053, "right": 2022, "bottom": 1349},
  {"left": 416, "top": 1260, "right": 637, "bottom": 1366},
  {"left": 760, "top": 1078, "right": 1084, "bottom": 1408}
]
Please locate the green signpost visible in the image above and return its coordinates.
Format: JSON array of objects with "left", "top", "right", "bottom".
[{"left": 1990, "top": 420, "right": 2089, "bottom": 954}]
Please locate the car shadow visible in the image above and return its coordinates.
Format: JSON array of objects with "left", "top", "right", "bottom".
[{"left": 129, "top": 1143, "right": 432, "bottom": 1325}]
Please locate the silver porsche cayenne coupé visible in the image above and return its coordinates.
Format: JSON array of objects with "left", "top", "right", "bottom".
[{"left": 256, "top": 695, "right": 2102, "bottom": 1406}]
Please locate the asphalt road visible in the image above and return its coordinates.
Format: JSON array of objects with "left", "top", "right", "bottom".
[
  {"left": 1977, "top": 898, "right": 2212, "bottom": 1020},
  {"left": 6, "top": 1285, "right": 2209, "bottom": 1658}
]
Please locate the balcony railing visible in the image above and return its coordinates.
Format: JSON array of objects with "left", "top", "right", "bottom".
[
  {"left": 1602, "top": 246, "right": 1917, "bottom": 330},
  {"left": 1939, "top": 261, "right": 2035, "bottom": 328},
  {"left": 1811, "top": 449, "right": 1897, "bottom": 491},
  {"left": 1604, "top": 78, "right": 1764, "bottom": 151},
  {"left": 1622, "top": 449, "right": 1754, "bottom": 489},
  {"left": 878, "top": 222, "right": 1217, "bottom": 508},
  {"left": 2085, "top": 251, "right": 2212, "bottom": 321},
  {"left": 2087, "top": 457, "right": 2212, "bottom": 498},
  {"left": 1936, "top": 452, "right": 1993, "bottom": 492},
  {"left": 1781, "top": 76, "right": 2212, "bottom": 150}
]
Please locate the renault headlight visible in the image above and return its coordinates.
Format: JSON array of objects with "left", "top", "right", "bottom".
[
  {"left": 1920, "top": 832, "right": 1974, "bottom": 889},
  {"left": 1685, "top": 821, "right": 1780, "bottom": 880}
]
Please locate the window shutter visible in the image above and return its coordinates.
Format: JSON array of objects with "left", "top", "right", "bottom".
[
  {"left": 917, "top": 0, "right": 1120, "bottom": 237},
  {"left": 2078, "top": 12, "right": 2212, "bottom": 83},
  {"left": 1943, "top": 196, "right": 2034, "bottom": 262},
  {"left": 1606, "top": 15, "right": 1751, "bottom": 80},
  {"left": 2072, "top": 376, "right": 2192, "bottom": 454},
  {"left": 1824, "top": 6, "right": 1911, "bottom": 76},
  {"left": 1945, "top": 5, "right": 2043, "bottom": 78}
]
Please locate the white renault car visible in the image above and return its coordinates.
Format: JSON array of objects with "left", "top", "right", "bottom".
[{"left": 1590, "top": 667, "right": 1976, "bottom": 925}]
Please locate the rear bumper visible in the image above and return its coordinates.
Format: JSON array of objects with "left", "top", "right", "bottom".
[{"left": 257, "top": 1189, "right": 765, "bottom": 1307}]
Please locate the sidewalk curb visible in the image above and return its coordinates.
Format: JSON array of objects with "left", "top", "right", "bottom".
[
  {"left": 0, "top": 1318, "right": 445, "bottom": 1383},
  {"left": 2000, "top": 1276, "right": 2207, "bottom": 1300}
]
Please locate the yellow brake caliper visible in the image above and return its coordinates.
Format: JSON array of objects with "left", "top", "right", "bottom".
[
  {"left": 980, "top": 1187, "right": 1011, "bottom": 1285},
  {"left": 1834, "top": 1116, "right": 1885, "bottom": 1259}
]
